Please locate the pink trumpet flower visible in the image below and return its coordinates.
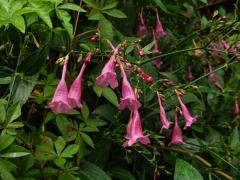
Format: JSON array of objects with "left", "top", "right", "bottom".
[
  {"left": 118, "top": 60, "right": 141, "bottom": 111},
  {"left": 234, "top": 96, "right": 240, "bottom": 115},
  {"left": 155, "top": 11, "right": 166, "bottom": 39},
  {"left": 152, "top": 32, "right": 163, "bottom": 70},
  {"left": 68, "top": 53, "right": 93, "bottom": 108},
  {"left": 157, "top": 92, "right": 172, "bottom": 133},
  {"left": 123, "top": 110, "right": 150, "bottom": 147},
  {"left": 219, "top": 39, "right": 230, "bottom": 50},
  {"left": 208, "top": 61, "right": 217, "bottom": 82},
  {"left": 49, "top": 56, "right": 72, "bottom": 114},
  {"left": 186, "top": 66, "right": 194, "bottom": 81},
  {"left": 169, "top": 111, "right": 185, "bottom": 145},
  {"left": 137, "top": 9, "right": 148, "bottom": 36},
  {"left": 96, "top": 56, "right": 118, "bottom": 89},
  {"left": 176, "top": 93, "right": 197, "bottom": 129}
]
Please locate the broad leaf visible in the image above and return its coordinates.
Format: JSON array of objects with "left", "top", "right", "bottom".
[
  {"left": 102, "top": 88, "right": 118, "bottom": 107},
  {"left": 153, "top": 0, "right": 169, "bottom": 14},
  {"left": 61, "top": 144, "right": 79, "bottom": 158},
  {"left": 0, "top": 135, "right": 15, "bottom": 152},
  {"left": 58, "top": 3, "right": 86, "bottom": 12},
  {"left": 98, "top": 15, "right": 113, "bottom": 40},
  {"left": 103, "top": 9, "right": 127, "bottom": 18},
  {"left": 6, "top": 103, "right": 21, "bottom": 123},
  {"left": 174, "top": 158, "right": 203, "bottom": 180},
  {"left": 80, "top": 132, "right": 94, "bottom": 148},
  {"left": 54, "top": 137, "right": 66, "bottom": 156}
]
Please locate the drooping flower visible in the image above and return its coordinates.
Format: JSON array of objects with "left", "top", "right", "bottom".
[
  {"left": 123, "top": 110, "right": 150, "bottom": 147},
  {"left": 68, "top": 53, "right": 93, "bottom": 108},
  {"left": 219, "top": 39, "right": 230, "bottom": 50},
  {"left": 186, "top": 66, "right": 194, "bottom": 81},
  {"left": 214, "top": 82, "right": 224, "bottom": 92},
  {"left": 154, "top": 11, "right": 166, "bottom": 39},
  {"left": 169, "top": 111, "right": 185, "bottom": 145},
  {"left": 49, "top": 56, "right": 72, "bottom": 114},
  {"left": 176, "top": 93, "right": 197, "bottom": 129},
  {"left": 152, "top": 32, "right": 163, "bottom": 70},
  {"left": 208, "top": 61, "right": 217, "bottom": 82},
  {"left": 141, "top": 71, "right": 154, "bottom": 84},
  {"left": 96, "top": 55, "right": 118, "bottom": 89},
  {"left": 157, "top": 92, "right": 172, "bottom": 133},
  {"left": 234, "top": 96, "right": 240, "bottom": 115},
  {"left": 118, "top": 60, "right": 141, "bottom": 111},
  {"left": 137, "top": 9, "right": 148, "bottom": 36}
]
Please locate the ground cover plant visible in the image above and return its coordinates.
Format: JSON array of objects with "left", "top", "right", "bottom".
[{"left": 0, "top": 0, "right": 240, "bottom": 179}]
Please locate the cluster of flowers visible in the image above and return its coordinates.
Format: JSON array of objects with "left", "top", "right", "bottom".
[
  {"left": 49, "top": 40, "right": 198, "bottom": 147},
  {"left": 137, "top": 8, "right": 167, "bottom": 70},
  {"left": 49, "top": 52, "right": 93, "bottom": 114}
]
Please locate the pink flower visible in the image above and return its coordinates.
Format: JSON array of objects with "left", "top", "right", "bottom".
[
  {"left": 234, "top": 96, "right": 240, "bottom": 115},
  {"left": 186, "top": 66, "right": 194, "bottom": 81},
  {"left": 123, "top": 110, "right": 150, "bottom": 147},
  {"left": 68, "top": 52, "right": 93, "bottom": 108},
  {"left": 152, "top": 32, "right": 163, "bottom": 70},
  {"left": 119, "top": 61, "right": 141, "bottom": 111},
  {"left": 169, "top": 111, "right": 185, "bottom": 145},
  {"left": 137, "top": 9, "right": 148, "bottom": 36},
  {"left": 49, "top": 56, "right": 72, "bottom": 114},
  {"left": 141, "top": 71, "right": 154, "bottom": 84},
  {"left": 96, "top": 55, "right": 118, "bottom": 89},
  {"left": 152, "top": 60, "right": 163, "bottom": 70},
  {"left": 157, "top": 92, "right": 172, "bottom": 133},
  {"left": 208, "top": 61, "right": 217, "bottom": 82},
  {"left": 176, "top": 94, "right": 197, "bottom": 129},
  {"left": 219, "top": 40, "right": 230, "bottom": 50},
  {"left": 155, "top": 11, "right": 166, "bottom": 39}
]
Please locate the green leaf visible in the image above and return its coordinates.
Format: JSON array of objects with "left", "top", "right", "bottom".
[
  {"left": 82, "top": 0, "right": 98, "bottom": 8},
  {"left": 61, "top": 144, "right": 79, "bottom": 158},
  {"left": 109, "top": 166, "right": 136, "bottom": 180},
  {"left": 59, "top": 172, "right": 78, "bottom": 180},
  {"left": 0, "top": 169, "right": 15, "bottom": 180},
  {"left": 6, "top": 122, "right": 24, "bottom": 128},
  {"left": 0, "top": 103, "right": 6, "bottom": 123},
  {"left": 0, "top": 159, "right": 17, "bottom": 172},
  {"left": 102, "top": 1, "right": 118, "bottom": 10},
  {"left": 58, "top": 3, "right": 86, "bottom": 12},
  {"left": 88, "top": 9, "right": 102, "bottom": 20},
  {"left": 12, "top": 75, "right": 38, "bottom": 105},
  {"left": 93, "top": 85, "right": 103, "bottom": 97},
  {"left": 35, "top": 152, "right": 57, "bottom": 161},
  {"left": 199, "top": 0, "right": 208, "bottom": 4},
  {"left": 200, "top": 15, "right": 208, "bottom": 30},
  {"left": 81, "top": 161, "right": 111, "bottom": 180},
  {"left": 56, "top": 9, "right": 73, "bottom": 38},
  {"left": 0, "top": 66, "right": 13, "bottom": 78},
  {"left": 230, "top": 126, "right": 239, "bottom": 149},
  {"left": 86, "top": 118, "right": 107, "bottom": 127},
  {"left": 54, "top": 137, "right": 66, "bottom": 156},
  {"left": 56, "top": 115, "right": 71, "bottom": 137},
  {"left": 153, "top": 0, "right": 169, "bottom": 14},
  {"left": 92, "top": 104, "right": 117, "bottom": 122},
  {"left": 54, "top": 157, "right": 66, "bottom": 167},
  {"left": 81, "top": 103, "right": 90, "bottom": 121},
  {"left": 18, "top": 44, "right": 49, "bottom": 76},
  {"left": 80, "top": 132, "right": 94, "bottom": 148},
  {"left": 103, "top": 9, "right": 127, "bottom": 18},
  {"left": 0, "top": 135, "right": 15, "bottom": 152},
  {"left": 10, "top": 15, "right": 25, "bottom": 33},
  {"left": 102, "top": 88, "right": 118, "bottom": 107},
  {"left": 0, "top": 152, "right": 30, "bottom": 158},
  {"left": 6, "top": 103, "right": 21, "bottom": 123},
  {"left": 98, "top": 15, "right": 113, "bottom": 40},
  {"left": 174, "top": 158, "right": 204, "bottom": 180}
]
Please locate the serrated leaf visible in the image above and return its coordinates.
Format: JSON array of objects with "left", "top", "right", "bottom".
[
  {"left": 61, "top": 144, "right": 79, "bottom": 158},
  {"left": 80, "top": 132, "right": 94, "bottom": 148},
  {"left": 103, "top": 9, "right": 127, "bottom": 18},
  {"left": 98, "top": 15, "right": 113, "bottom": 40},
  {"left": 54, "top": 137, "right": 66, "bottom": 156},
  {"left": 102, "top": 88, "right": 118, "bottom": 107},
  {"left": 58, "top": 3, "right": 86, "bottom": 12},
  {"left": 174, "top": 158, "right": 204, "bottom": 180}
]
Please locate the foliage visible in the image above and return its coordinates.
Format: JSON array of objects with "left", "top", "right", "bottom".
[{"left": 0, "top": 0, "right": 240, "bottom": 179}]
